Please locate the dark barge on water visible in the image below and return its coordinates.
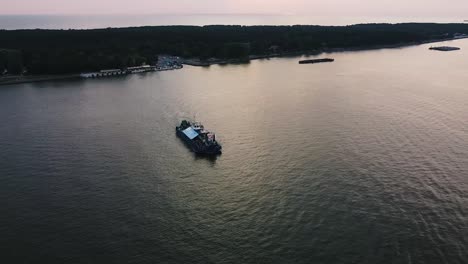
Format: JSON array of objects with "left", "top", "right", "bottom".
[
  {"left": 176, "top": 120, "right": 222, "bottom": 155},
  {"left": 299, "top": 58, "right": 334, "bottom": 64},
  {"left": 429, "top": 46, "right": 460, "bottom": 51}
]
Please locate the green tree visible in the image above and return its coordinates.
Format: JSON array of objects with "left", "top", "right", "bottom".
[
  {"left": 223, "top": 43, "right": 251, "bottom": 59},
  {"left": 6, "top": 50, "right": 23, "bottom": 74},
  {"left": 0, "top": 50, "right": 7, "bottom": 73}
]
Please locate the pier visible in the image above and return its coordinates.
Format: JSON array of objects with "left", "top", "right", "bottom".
[{"left": 80, "top": 56, "right": 183, "bottom": 79}]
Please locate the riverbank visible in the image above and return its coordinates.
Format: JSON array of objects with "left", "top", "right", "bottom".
[
  {"left": 2, "top": 35, "right": 466, "bottom": 86},
  {"left": 0, "top": 74, "right": 80, "bottom": 86},
  {"left": 182, "top": 36, "right": 468, "bottom": 67},
  {"left": 0, "top": 65, "right": 183, "bottom": 86}
]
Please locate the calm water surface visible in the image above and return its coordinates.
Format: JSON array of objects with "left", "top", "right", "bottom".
[
  {"left": 1, "top": 40, "right": 468, "bottom": 263},
  {"left": 0, "top": 14, "right": 467, "bottom": 29}
]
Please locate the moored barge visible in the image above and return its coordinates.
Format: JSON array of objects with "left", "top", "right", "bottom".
[
  {"left": 429, "top": 46, "right": 460, "bottom": 51},
  {"left": 299, "top": 58, "right": 334, "bottom": 64}
]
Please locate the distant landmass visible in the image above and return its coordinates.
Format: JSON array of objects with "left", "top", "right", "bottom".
[{"left": 1, "top": 23, "right": 468, "bottom": 75}]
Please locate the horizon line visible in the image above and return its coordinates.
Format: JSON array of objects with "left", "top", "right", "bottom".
[{"left": 0, "top": 12, "right": 293, "bottom": 16}]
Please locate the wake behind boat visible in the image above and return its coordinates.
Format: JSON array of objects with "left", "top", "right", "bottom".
[{"left": 176, "top": 120, "right": 222, "bottom": 155}]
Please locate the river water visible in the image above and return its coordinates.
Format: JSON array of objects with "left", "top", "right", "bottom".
[
  {"left": 1, "top": 39, "right": 467, "bottom": 263},
  {"left": 0, "top": 14, "right": 466, "bottom": 30}
]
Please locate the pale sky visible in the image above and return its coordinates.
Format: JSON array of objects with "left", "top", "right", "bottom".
[{"left": 1, "top": 0, "right": 467, "bottom": 16}]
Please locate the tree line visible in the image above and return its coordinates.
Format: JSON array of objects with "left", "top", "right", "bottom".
[
  {"left": 0, "top": 49, "right": 23, "bottom": 74},
  {"left": 1, "top": 23, "right": 468, "bottom": 75}
]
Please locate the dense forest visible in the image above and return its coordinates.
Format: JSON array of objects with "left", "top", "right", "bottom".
[{"left": 1, "top": 23, "right": 468, "bottom": 75}]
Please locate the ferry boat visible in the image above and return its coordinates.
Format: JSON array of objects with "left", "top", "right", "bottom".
[{"left": 176, "top": 120, "right": 222, "bottom": 155}]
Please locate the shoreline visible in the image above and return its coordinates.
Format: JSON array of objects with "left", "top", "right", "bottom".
[
  {"left": 183, "top": 36, "right": 468, "bottom": 66},
  {"left": 0, "top": 74, "right": 80, "bottom": 86},
  {"left": 1, "top": 36, "right": 466, "bottom": 86}
]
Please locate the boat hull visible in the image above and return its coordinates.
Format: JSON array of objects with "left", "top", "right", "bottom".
[{"left": 176, "top": 127, "right": 222, "bottom": 155}]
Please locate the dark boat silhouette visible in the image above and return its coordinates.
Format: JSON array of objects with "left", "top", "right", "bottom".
[
  {"left": 176, "top": 120, "right": 222, "bottom": 155},
  {"left": 299, "top": 58, "right": 334, "bottom": 64}
]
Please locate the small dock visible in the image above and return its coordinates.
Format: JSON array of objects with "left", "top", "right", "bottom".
[
  {"left": 80, "top": 56, "right": 184, "bottom": 79},
  {"left": 299, "top": 58, "right": 334, "bottom": 64},
  {"left": 429, "top": 46, "right": 460, "bottom": 51}
]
